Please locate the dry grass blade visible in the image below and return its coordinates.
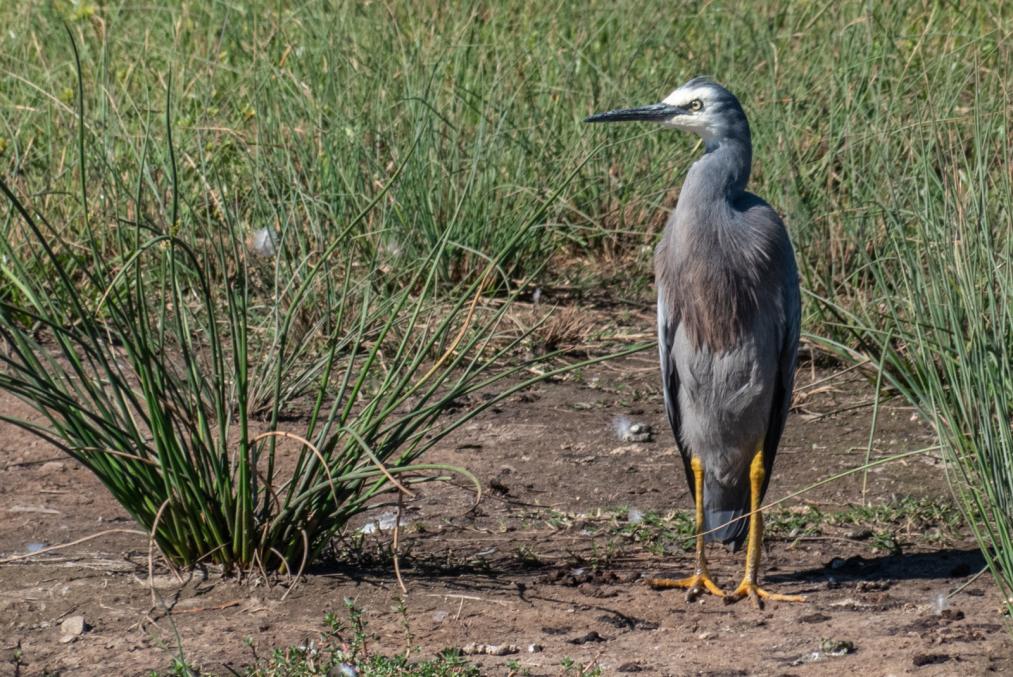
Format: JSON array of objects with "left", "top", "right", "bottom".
[{"left": 0, "top": 529, "right": 148, "bottom": 564}]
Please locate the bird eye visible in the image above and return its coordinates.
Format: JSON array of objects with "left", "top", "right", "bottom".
[{"left": 688, "top": 99, "right": 703, "bottom": 112}]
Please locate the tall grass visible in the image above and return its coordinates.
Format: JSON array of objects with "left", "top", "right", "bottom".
[
  {"left": 0, "top": 28, "right": 634, "bottom": 571},
  {"left": 1, "top": 2, "right": 1006, "bottom": 328},
  {"left": 812, "top": 60, "right": 1013, "bottom": 612}
]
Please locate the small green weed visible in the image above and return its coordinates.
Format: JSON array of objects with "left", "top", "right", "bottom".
[
  {"left": 560, "top": 656, "right": 601, "bottom": 677},
  {"left": 765, "top": 497, "right": 963, "bottom": 551},
  {"left": 242, "top": 600, "right": 479, "bottom": 677},
  {"left": 829, "top": 497, "right": 964, "bottom": 534},
  {"left": 505, "top": 658, "right": 531, "bottom": 676},
  {"left": 618, "top": 510, "right": 696, "bottom": 555},
  {"left": 544, "top": 498, "right": 962, "bottom": 562},
  {"left": 535, "top": 506, "right": 695, "bottom": 564}
]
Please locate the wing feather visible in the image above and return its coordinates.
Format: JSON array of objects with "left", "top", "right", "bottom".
[
  {"left": 760, "top": 266, "right": 801, "bottom": 500},
  {"left": 657, "top": 290, "right": 696, "bottom": 500}
]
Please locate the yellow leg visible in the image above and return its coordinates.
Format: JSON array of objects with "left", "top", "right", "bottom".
[
  {"left": 725, "top": 448, "right": 806, "bottom": 608},
  {"left": 647, "top": 457, "right": 725, "bottom": 600}
]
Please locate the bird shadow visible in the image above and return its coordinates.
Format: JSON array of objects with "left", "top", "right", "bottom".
[{"left": 766, "top": 547, "right": 985, "bottom": 586}]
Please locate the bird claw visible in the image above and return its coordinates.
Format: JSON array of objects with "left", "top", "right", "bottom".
[
  {"left": 647, "top": 573, "right": 726, "bottom": 601},
  {"left": 724, "top": 580, "right": 806, "bottom": 608}
]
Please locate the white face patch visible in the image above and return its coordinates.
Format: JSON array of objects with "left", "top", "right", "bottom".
[
  {"left": 660, "top": 84, "right": 723, "bottom": 139},
  {"left": 661, "top": 85, "right": 713, "bottom": 108}
]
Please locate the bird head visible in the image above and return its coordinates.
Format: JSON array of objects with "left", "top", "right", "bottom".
[{"left": 584, "top": 77, "right": 749, "bottom": 147}]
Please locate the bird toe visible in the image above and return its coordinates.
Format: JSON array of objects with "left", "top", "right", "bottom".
[
  {"left": 647, "top": 573, "right": 726, "bottom": 599},
  {"left": 724, "top": 580, "right": 806, "bottom": 608}
]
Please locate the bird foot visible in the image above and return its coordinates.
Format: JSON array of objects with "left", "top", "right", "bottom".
[
  {"left": 647, "top": 573, "right": 726, "bottom": 602},
  {"left": 723, "top": 579, "right": 806, "bottom": 608}
]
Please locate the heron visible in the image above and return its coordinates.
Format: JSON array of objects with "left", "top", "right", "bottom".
[{"left": 585, "top": 77, "right": 803, "bottom": 606}]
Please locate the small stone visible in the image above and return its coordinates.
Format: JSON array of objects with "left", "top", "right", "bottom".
[
  {"left": 622, "top": 423, "right": 653, "bottom": 443},
  {"left": 432, "top": 610, "right": 449, "bottom": 623},
  {"left": 618, "top": 663, "right": 644, "bottom": 673},
  {"left": 60, "top": 615, "right": 87, "bottom": 636},
  {"left": 697, "top": 631, "right": 716, "bottom": 640},
  {"left": 489, "top": 477, "right": 510, "bottom": 495},
  {"left": 485, "top": 644, "right": 519, "bottom": 656},
  {"left": 799, "top": 613, "right": 831, "bottom": 624},
  {"left": 527, "top": 643, "right": 543, "bottom": 653},
  {"left": 939, "top": 609, "right": 964, "bottom": 621},
  {"left": 568, "top": 631, "right": 606, "bottom": 645},
  {"left": 461, "top": 642, "right": 519, "bottom": 656},
  {"left": 330, "top": 663, "right": 358, "bottom": 677},
  {"left": 818, "top": 638, "right": 855, "bottom": 656},
  {"left": 39, "top": 461, "right": 65, "bottom": 474},
  {"left": 613, "top": 416, "right": 654, "bottom": 442}
]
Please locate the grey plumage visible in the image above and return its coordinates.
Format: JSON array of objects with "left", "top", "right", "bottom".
[{"left": 587, "top": 78, "right": 800, "bottom": 550}]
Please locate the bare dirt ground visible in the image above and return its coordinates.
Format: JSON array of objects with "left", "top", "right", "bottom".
[{"left": 2, "top": 351, "right": 1011, "bottom": 676}]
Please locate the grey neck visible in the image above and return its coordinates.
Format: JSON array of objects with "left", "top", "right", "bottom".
[{"left": 687, "top": 136, "right": 752, "bottom": 202}]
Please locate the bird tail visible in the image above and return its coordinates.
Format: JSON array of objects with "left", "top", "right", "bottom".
[{"left": 702, "top": 481, "right": 750, "bottom": 551}]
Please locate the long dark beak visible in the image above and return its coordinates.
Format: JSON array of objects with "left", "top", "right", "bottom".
[{"left": 584, "top": 102, "right": 684, "bottom": 123}]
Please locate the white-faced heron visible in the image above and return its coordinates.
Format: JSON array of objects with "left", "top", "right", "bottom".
[{"left": 586, "top": 77, "right": 803, "bottom": 606}]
